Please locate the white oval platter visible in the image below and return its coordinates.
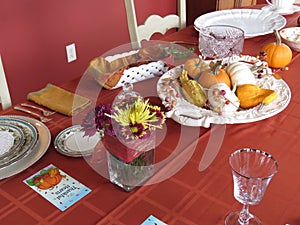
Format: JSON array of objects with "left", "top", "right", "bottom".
[{"left": 157, "top": 55, "right": 291, "bottom": 128}]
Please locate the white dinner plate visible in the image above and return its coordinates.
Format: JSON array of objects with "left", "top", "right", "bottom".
[
  {"left": 0, "top": 117, "right": 39, "bottom": 167},
  {"left": 0, "top": 124, "right": 24, "bottom": 160},
  {"left": 157, "top": 55, "right": 291, "bottom": 128},
  {"left": 0, "top": 115, "right": 51, "bottom": 180},
  {"left": 194, "top": 9, "right": 286, "bottom": 38},
  {"left": 54, "top": 125, "right": 101, "bottom": 157},
  {"left": 262, "top": 5, "right": 300, "bottom": 15}
]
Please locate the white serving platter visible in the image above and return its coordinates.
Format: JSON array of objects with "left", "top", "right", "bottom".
[
  {"left": 194, "top": 9, "right": 286, "bottom": 38},
  {"left": 157, "top": 55, "right": 291, "bottom": 128}
]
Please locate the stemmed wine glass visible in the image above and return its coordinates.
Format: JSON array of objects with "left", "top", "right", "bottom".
[{"left": 225, "top": 148, "right": 278, "bottom": 225}]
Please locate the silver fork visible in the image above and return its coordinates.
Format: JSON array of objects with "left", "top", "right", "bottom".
[
  {"left": 20, "top": 103, "right": 55, "bottom": 116},
  {"left": 14, "top": 106, "right": 52, "bottom": 123}
]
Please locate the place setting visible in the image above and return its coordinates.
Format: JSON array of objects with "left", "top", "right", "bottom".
[{"left": 0, "top": 81, "right": 94, "bottom": 179}]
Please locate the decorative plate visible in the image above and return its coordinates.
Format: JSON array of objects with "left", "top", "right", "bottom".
[
  {"left": 0, "top": 115, "right": 51, "bottom": 180},
  {"left": 194, "top": 9, "right": 286, "bottom": 38},
  {"left": 0, "top": 117, "right": 38, "bottom": 167},
  {"left": 157, "top": 55, "right": 291, "bottom": 128},
  {"left": 0, "top": 124, "right": 25, "bottom": 160},
  {"left": 54, "top": 125, "right": 101, "bottom": 157}
]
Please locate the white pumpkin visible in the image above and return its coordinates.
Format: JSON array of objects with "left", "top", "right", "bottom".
[
  {"left": 207, "top": 83, "right": 240, "bottom": 113},
  {"left": 226, "top": 62, "right": 256, "bottom": 86}
]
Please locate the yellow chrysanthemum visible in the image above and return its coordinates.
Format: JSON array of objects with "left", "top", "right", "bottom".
[{"left": 112, "top": 99, "right": 155, "bottom": 128}]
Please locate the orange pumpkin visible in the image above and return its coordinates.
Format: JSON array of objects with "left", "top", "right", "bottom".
[
  {"left": 198, "top": 61, "right": 231, "bottom": 89},
  {"left": 261, "top": 29, "right": 292, "bottom": 68},
  {"left": 38, "top": 168, "right": 63, "bottom": 190},
  {"left": 184, "top": 57, "right": 209, "bottom": 79}
]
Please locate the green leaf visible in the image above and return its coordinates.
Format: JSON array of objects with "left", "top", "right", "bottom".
[
  {"left": 26, "top": 179, "right": 35, "bottom": 186},
  {"left": 40, "top": 169, "right": 48, "bottom": 175}
]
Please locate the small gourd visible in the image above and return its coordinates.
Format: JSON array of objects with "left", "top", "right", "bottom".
[
  {"left": 226, "top": 62, "right": 256, "bottom": 86},
  {"left": 198, "top": 61, "right": 231, "bottom": 89},
  {"left": 236, "top": 84, "right": 278, "bottom": 109},
  {"left": 180, "top": 70, "right": 207, "bottom": 107},
  {"left": 207, "top": 83, "right": 240, "bottom": 113},
  {"left": 184, "top": 57, "right": 209, "bottom": 79},
  {"left": 261, "top": 29, "right": 292, "bottom": 68}
]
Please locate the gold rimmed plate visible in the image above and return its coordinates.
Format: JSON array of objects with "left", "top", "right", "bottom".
[{"left": 54, "top": 125, "right": 101, "bottom": 157}]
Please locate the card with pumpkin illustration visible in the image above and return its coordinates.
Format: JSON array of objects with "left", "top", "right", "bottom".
[
  {"left": 141, "top": 215, "right": 167, "bottom": 225},
  {"left": 23, "top": 164, "right": 91, "bottom": 211}
]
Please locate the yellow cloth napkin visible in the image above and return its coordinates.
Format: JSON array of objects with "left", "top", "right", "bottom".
[{"left": 27, "top": 84, "right": 91, "bottom": 116}]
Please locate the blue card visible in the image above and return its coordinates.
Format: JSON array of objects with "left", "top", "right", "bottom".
[{"left": 141, "top": 215, "right": 167, "bottom": 225}]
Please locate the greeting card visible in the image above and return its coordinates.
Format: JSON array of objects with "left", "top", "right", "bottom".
[{"left": 24, "top": 164, "right": 91, "bottom": 211}]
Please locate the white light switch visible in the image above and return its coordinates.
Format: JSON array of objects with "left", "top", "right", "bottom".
[{"left": 66, "top": 43, "right": 77, "bottom": 63}]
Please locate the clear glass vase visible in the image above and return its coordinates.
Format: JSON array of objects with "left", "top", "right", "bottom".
[
  {"left": 106, "top": 148, "right": 154, "bottom": 192},
  {"left": 102, "top": 133, "right": 155, "bottom": 192}
]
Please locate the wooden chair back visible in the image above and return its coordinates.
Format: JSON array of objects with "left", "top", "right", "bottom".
[
  {"left": 124, "top": 0, "right": 186, "bottom": 49},
  {"left": 0, "top": 55, "right": 12, "bottom": 110}
]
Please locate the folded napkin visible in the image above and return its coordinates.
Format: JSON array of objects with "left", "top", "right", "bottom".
[{"left": 27, "top": 84, "right": 91, "bottom": 116}]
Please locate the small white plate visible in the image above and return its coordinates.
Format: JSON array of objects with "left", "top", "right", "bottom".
[
  {"left": 54, "top": 125, "right": 101, "bottom": 157},
  {"left": 262, "top": 5, "right": 300, "bottom": 15},
  {"left": 194, "top": 9, "right": 286, "bottom": 38}
]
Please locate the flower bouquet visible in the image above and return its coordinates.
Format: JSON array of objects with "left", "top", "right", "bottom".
[{"left": 82, "top": 83, "right": 166, "bottom": 191}]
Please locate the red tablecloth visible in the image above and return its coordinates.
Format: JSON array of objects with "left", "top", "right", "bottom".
[{"left": 1, "top": 5, "right": 300, "bottom": 225}]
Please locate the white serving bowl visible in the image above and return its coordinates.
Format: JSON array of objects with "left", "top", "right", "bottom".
[{"left": 280, "top": 27, "right": 300, "bottom": 52}]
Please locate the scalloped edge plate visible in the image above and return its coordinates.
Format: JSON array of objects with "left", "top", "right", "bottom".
[{"left": 194, "top": 9, "right": 286, "bottom": 38}]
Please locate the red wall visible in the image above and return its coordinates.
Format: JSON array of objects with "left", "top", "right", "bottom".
[{"left": 0, "top": 0, "right": 175, "bottom": 104}]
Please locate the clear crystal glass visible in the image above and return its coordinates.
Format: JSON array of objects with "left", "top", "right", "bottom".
[
  {"left": 198, "top": 25, "right": 244, "bottom": 59},
  {"left": 225, "top": 148, "right": 278, "bottom": 225}
]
